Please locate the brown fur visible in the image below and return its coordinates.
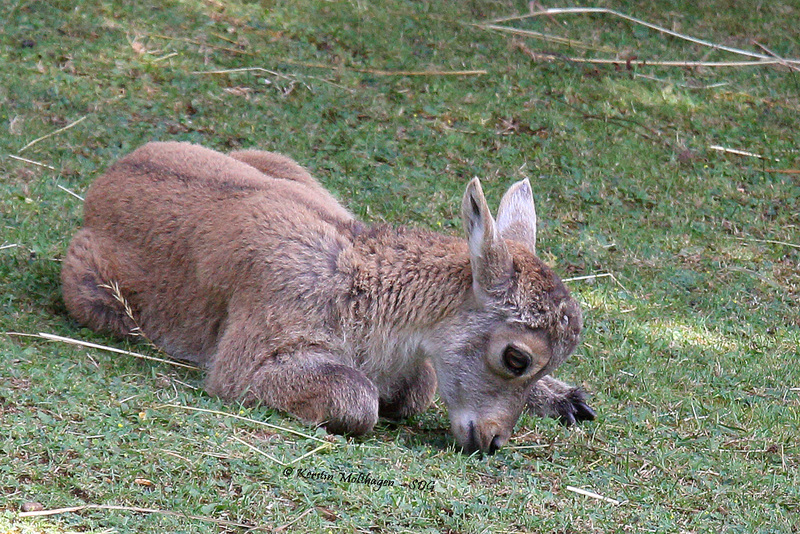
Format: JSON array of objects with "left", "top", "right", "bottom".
[{"left": 61, "top": 142, "right": 594, "bottom": 454}]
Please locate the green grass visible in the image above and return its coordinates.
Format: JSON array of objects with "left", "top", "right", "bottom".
[{"left": 2, "top": 0, "right": 799, "bottom": 532}]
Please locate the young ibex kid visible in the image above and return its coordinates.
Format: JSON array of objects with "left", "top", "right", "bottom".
[{"left": 61, "top": 142, "right": 594, "bottom": 454}]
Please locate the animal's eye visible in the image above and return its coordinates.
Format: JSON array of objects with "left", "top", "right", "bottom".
[{"left": 502, "top": 346, "right": 531, "bottom": 377}]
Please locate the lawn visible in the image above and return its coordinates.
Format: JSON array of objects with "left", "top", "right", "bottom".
[{"left": 1, "top": 0, "right": 799, "bottom": 532}]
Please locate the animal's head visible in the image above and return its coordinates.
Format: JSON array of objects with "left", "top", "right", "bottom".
[{"left": 431, "top": 177, "right": 582, "bottom": 454}]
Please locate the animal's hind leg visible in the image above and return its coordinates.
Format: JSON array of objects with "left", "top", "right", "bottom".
[
  {"left": 228, "top": 149, "right": 354, "bottom": 221},
  {"left": 228, "top": 150, "right": 319, "bottom": 188},
  {"left": 205, "top": 323, "right": 379, "bottom": 435},
  {"left": 61, "top": 228, "right": 138, "bottom": 338}
]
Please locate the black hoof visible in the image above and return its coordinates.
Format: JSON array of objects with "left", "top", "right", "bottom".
[{"left": 557, "top": 389, "right": 596, "bottom": 427}]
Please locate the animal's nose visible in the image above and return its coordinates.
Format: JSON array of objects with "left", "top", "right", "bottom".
[{"left": 488, "top": 435, "right": 503, "bottom": 455}]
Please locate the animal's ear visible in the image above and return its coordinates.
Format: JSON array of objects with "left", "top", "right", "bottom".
[
  {"left": 496, "top": 178, "right": 537, "bottom": 254},
  {"left": 461, "top": 178, "right": 512, "bottom": 293}
]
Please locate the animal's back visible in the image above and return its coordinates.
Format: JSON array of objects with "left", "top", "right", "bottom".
[
  {"left": 62, "top": 142, "right": 357, "bottom": 363},
  {"left": 85, "top": 142, "right": 354, "bottom": 243}
]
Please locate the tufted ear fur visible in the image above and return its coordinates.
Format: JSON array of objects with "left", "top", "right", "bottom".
[
  {"left": 496, "top": 178, "right": 537, "bottom": 254},
  {"left": 461, "top": 178, "right": 513, "bottom": 295}
]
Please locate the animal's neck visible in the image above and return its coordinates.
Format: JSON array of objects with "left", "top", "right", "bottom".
[{"left": 347, "top": 225, "right": 473, "bottom": 331}]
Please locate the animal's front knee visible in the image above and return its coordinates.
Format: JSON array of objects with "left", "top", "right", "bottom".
[
  {"left": 206, "top": 357, "right": 379, "bottom": 436},
  {"left": 319, "top": 365, "right": 379, "bottom": 435}
]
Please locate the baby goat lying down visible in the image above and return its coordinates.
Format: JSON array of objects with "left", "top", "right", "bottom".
[{"left": 61, "top": 142, "right": 594, "bottom": 454}]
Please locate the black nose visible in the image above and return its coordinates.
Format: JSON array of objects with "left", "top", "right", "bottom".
[{"left": 488, "top": 435, "right": 502, "bottom": 455}]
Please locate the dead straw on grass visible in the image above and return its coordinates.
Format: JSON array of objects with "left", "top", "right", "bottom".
[
  {"left": 230, "top": 434, "right": 289, "bottom": 466},
  {"left": 276, "top": 59, "right": 487, "bottom": 76},
  {"left": 709, "top": 145, "right": 776, "bottom": 160},
  {"left": 144, "top": 32, "right": 253, "bottom": 56},
  {"left": 477, "top": 24, "right": 615, "bottom": 53},
  {"left": 7, "top": 154, "right": 56, "bottom": 170},
  {"left": 56, "top": 184, "right": 84, "bottom": 201},
  {"left": 159, "top": 404, "right": 330, "bottom": 444},
  {"left": 563, "top": 272, "right": 633, "bottom": 297},
  {"left": 210, "top": 64, "right": 487, "bottom": 76},
  {"left": 3, "top": 331, "right": 200, "bottom": 371},
  {"left": 273, "top": 508, "right": 315, "bottom": 533},
  {"left": 726, "top": 236, "right": 800, "bottom": 251},
  {"left": 763, "top": 168, "right": 800, "bottom": 175},
  {"left": 565, "top": 485, "right": 622, "bottom": 506},
  {"left": 18, "top": 116, "right": 88, "bottom": 153},
  {"left": 17, "top": 503, "right": 263, "bottom": 530},
  {"left": 514, "top": 47, "right": 794, "bottom": 69},
  {"left": 633, "top": 73, "right": 729, "bottom": 90},
  {"left": 482, "top": 6, "right": 800, "bottom": 70},
  {"left": 752, "top": 41, "right": 800, "bottom": 72}
]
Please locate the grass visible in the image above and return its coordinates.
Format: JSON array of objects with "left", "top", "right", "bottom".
[{"left": 1, "top": 0, "right": 799, "bottom": 532}]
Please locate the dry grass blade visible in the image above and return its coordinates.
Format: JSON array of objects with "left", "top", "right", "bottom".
[
  {"left": 144, "top": 32, "right": 253, "bottom": 56},
  {"left": 492, "top": 7, "right": 799, "bottom": 63},
  {"left": 2, "top": 331, "right": 200, "bottom": 370},
  {"left": 274, "top": 508, "right": 315, "bottom": 533},
  {"left": 191, "top": 66, "right": 313, "bottom": 92},
  {"left": 193, "top": 64, "right": 484, "bottom": 96},
  {"left": 160, "top": 404, "right": 330, "bottom": 444},
  {"left": 7, "top": 154, "right": 56, "bottom": 170},
  {"left": 507, "top": 443, "right": 549, "bottom": 450},
  {"left": 727, "top": 236, "right": 800, "bottom": 250},
  {"left": 514, "top": 46, "right": 789, "bottom": 68},
  {"left": 192, "top": 66, "right": 296, "bottom": 80},
  {"left": 97, "top": 280, "right": 142, "bottom": 337},
  {"left": 709, "top": 145, "right": 776, "bottom": 160},
  {"left": 565, "top": 485, "right": 622, "bottom": 505},
  {"left": 276, "top": 59, "right": 487, "bottom": 76},
  {"left": 17, "top": 503, "right": 263, "bottom": 529},
  {"left": 18, "top": 116, "right": 88, "bottom": 152},
  {"left": 152, "top": 52, "right": 179, "bottom": 62},
  {"left": 195, "top": 66, "right": 355, "bottom": 93},
  {"left": 563, "top": 273, "right": 614, "bottom": 283},
  {"left": 546, "top": 8, "right": 780, "bottom": 61},
  {"left": 477, "top": 23, "right": 614, "bottom": 53},
  {"left": 752, "top": 41, "right": 800, "bottom": 72},
  {"left": 487, "top": 6, "right": 800, "bottom": 70},
  {"left": 94, "top": 280, "right": 186, "bottom": 363},
  {"left": 763, "top": 168, "right": 800, "bottom": 175},
  {"left": 336, "top": 67, "right": 487, "bottom": 76},
  {"left": 289, "top": 442, "right": 332, "bottom": 465},
  {"left": 633, "top": 73, "right": 729, "bottom": 89},
  {"left": 563, "top": 272, "right": 632, "bottom": 295},
  {"left": 57, "top": 184, "right": 84, "bottom": 201},
  {"left": 230, "top": 434, "right": 289, "bottom": 467}
]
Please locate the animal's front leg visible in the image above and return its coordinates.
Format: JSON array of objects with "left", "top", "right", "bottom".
[
  {"left": 527, "top": 375, "right": 596, "bottom": 426},
  {"left": 205, "top": 337, "right": 380, "bottom": 435},
  {"left": 378, "top": 360, "right": 437, "bottom": 420}
]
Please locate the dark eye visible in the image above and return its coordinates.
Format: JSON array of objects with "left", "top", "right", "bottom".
[{"left": 502, "top": 346, "right": 531, "bottom": 376}]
